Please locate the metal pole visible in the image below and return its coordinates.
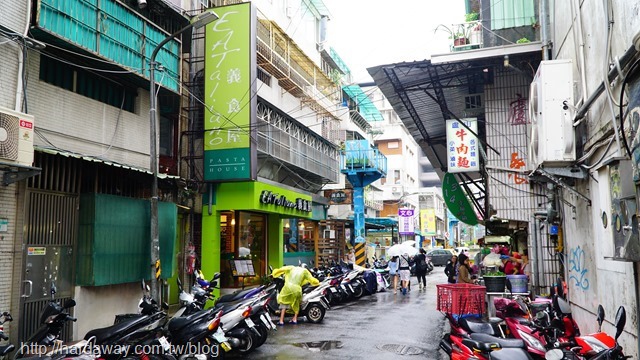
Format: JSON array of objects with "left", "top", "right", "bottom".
[{"left": 149, "top": 24, "right": 196, "bottom": 303}]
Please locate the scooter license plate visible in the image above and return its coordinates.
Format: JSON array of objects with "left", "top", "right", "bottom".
[
  {"left": 213, "top": 328, "right": 228, "bottom": 344},
  {"left": 245, "top": 317, "right": 255, "bottom": 328},
  {"left": 220, "top": 342, "right": 232, "bottom": 352},
  {"left": 157, "top": 336, "right": 170, "bottom": 351},
  {"left": 260, "top": 314, "right": 275, "bottom": 330}
]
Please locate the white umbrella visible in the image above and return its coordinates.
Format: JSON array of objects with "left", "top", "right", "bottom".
[
  {"left": 402, "top": 240, "right": 416, "bottom": 247},
  {"left": 387, "top": 243, "right": 419, "bottom": 257}
]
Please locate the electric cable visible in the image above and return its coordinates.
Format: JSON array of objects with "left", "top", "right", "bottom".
[{"left": 617, "top": 56, "right": 640, "bottom": 159}]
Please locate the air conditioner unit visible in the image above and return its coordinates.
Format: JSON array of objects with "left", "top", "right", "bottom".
[
  {"left": 0, "top": 105, "right": 34, "bottom": 166},
  {"left": 528, "top": 59, "right": 575, "bottom": 169}
]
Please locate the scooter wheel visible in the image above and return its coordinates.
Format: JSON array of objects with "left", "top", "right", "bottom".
[
  {"left": 306, "top": 303, "right": 325, "bottom": 323},
  {"left": 255, "top": 322, "right": 269, "bottom": 348},
  {"left": 353, "top": 285, "right": 364, "bottom": 299},
  {"left": 236, "top": 328, "right": 257, "bottom": 354}
]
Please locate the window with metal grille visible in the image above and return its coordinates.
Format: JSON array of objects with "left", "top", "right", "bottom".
[
  {"left": 465, "top": 94, "right": 483, "bottom": 110},
  {"left": 40, "top": 57, "right": 136, "bottom": 112},
  {"left": 257, "top": 67, "right": 272, "bottom": 86}
]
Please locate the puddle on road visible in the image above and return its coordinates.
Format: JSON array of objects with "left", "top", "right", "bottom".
[{"left": 292, "top": 340, "right": 344, "bottom": 352}]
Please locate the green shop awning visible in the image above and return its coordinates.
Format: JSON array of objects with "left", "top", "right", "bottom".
[{"left": 343, "top": 85, "right": 384, "bottom": 122}]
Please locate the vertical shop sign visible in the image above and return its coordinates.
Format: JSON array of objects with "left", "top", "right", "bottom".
[
  {"left": 446, "top": 119, "right": 479, "bottom": 173},
  {"left": 420, "top": 209, "right": 436, "bottom": 235},
  {"left": 204, "top": 3, "right": 257, "bottom": 181},
  {"left": 398, "top": 208, "right": 415, "bottom": 235}
]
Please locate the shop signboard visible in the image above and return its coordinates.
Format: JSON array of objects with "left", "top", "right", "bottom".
[
  {"left": 443, "top": 172, "right": 478, "bottom": 225},
  {"left": 420, "top": 209, "right": 436, "bottom": 235},
  {"left": 204, "top": 3, "right": 257, "bottom": 181},
  {"left": 446, "top": 118, "right": 479, "bottom": 173},
  {"left": 398, "top": 208, "right": 415, "bottom": 235}
]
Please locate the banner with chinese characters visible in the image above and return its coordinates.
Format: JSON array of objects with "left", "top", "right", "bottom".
[
  {"left": 398, "top": 208, "right": 415, "bottom": 235},
  {"left": 204, "top": 3, "right": 257, "bottom": 181},
  {"left": 420, "top": 209, "right": 436, "bottom": 236},
  {"left": 446, "top": 118, "right": 479, "bottom": 173}
]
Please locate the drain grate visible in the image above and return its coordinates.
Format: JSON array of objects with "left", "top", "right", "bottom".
[{"left": 377, "top": 344, "right": 425, "bottom": 355}]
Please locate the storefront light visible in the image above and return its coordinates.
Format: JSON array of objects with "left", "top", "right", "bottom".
[{"left": 231, "top": 218, "right": 236, "bottom": 226}]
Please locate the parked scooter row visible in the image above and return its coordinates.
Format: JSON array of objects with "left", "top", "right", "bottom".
[{"left": 439, "top": 279, "right": 630, "bottom": 359}]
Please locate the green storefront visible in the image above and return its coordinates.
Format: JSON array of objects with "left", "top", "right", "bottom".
[{"left": 201, "top": 181, "right": 313, "bottom": 290}]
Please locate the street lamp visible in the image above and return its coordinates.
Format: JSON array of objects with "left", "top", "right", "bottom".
[{"left": 149, "top": 9, "right": 219, "bottom": 303}]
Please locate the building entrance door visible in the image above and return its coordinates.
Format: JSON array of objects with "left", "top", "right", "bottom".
[{"left": 19, "top": 191, "right": 77, "bottom": 342}]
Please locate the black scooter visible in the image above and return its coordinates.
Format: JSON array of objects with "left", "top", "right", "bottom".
[
  {"left": 15, "top": 283, "right": 87, "bottom": 360},
  {"left": 82, "top": 280, "right": 169, "bottom": 359}
]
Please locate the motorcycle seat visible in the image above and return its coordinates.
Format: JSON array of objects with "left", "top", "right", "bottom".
[
  {"left": 458, "top": 317, "right": 503, "bottom": 336},
  {"left": 217, "top": 287, "right": 261, "bottom": 304},
  {"left": 461, "top": 338, "right": 499, "bottom": 353},
  {"left": 485, "top": 347, "right": 532, "bottom": 360},
  {"left": 84, "top": 314, "right": 152, "bottom": 343},
  {"left": 470, "top": 333, "right": 526, "bottom": 348},
  {"left": 168, "top": 309, "right": 213, "bottom": 333}
]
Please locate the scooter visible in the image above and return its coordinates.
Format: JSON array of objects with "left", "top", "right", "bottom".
[
  {"left": 440, "top": 332, "right": 533, "bottom": 359},
  {"left": 82, "top": 280, "right": 169, "bottom": 359},
  {"left": 15, "top": 283, "right": 94, "bottom": 360},
  {"left": 263, "top": 274, "right": 331, "bottom": 323}
]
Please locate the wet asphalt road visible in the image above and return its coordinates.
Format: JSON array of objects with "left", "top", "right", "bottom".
[{"left": 232, "top": 269, "right": 450, "bottom": 360}]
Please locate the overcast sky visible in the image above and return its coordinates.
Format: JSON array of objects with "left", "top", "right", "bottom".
[{"left": 322, "top": 0, "right": 466, "bottom": 84}]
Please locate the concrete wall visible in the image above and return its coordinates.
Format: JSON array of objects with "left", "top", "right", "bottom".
[
  {"left": 73, "top": 283, "right": 143, "bottom": 340},
  {"left": 550, "top": 0, "right": 640, "bottom": 355}
]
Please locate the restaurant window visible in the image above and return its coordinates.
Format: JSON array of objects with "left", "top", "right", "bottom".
[{"left": 220, "top": 211, "right": 266, "bottom": 288}]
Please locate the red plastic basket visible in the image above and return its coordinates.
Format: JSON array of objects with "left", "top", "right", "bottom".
[{"left": 437, "top": 283, "right": 486, "bottom": 315}]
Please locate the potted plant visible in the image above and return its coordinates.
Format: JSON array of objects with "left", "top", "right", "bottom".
[
  {"left": 434, "top": 24, "right": 469, "bottom": 47},
  {"left": 482, "top": 270, "right": 507, "bottom": 293}
]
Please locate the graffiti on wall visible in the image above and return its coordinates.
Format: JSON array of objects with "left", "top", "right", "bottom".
[
  {"left": 509, "top": 93, "right": 528, "bottom": 126},
  {"left": 507, "top": 152, "right": 529, "bottom": 184},
  {"left": 568, "top": 246, "right": 590, "bottom": 291}
]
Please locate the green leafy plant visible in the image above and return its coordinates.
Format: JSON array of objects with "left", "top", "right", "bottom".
[
  {"left": 517, "top": 37, "right": 531, "bottom": 44},
  {"left": 465, "top": 12, "right": 479, "bottom": 22},
  {"left": 484, "top": 270, "right": 506, "bottom": 276}
]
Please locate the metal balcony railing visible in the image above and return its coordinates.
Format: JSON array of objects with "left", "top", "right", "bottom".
[
  {"left": 256, "top": 19, "right": 340, "bottom": 116},
  {"left": 340, "top": 148, "right": 387, "bottom": 176}
]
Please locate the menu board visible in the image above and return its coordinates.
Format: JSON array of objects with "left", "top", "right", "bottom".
[{"left": 229, "top": 259, "right": 255, "bottom": 277}]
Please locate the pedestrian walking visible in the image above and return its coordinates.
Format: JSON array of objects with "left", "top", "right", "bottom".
[
  {"left": 398, "top": 252, "right": 411, "bottom": 295},
  {"left": 388, "top": 255, "right": 399, "bottom": 294},
  {"left": 444, "top": 254, "right": 458, "bottom": 284},
  {"left": 414, "top": 248, "right": 428, "bottom": 290}
]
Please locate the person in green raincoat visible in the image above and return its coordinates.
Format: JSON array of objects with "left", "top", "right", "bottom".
[{"left": 272, "top": 265, "right": 320, "bottom": 325}]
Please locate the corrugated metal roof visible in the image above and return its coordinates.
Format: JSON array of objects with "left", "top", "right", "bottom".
[
  {"left": 343, "top": 85, "right": 384, "bottom": 122},
  {"left": 35, "top": 146, "right": 180, "bottom": 179}
]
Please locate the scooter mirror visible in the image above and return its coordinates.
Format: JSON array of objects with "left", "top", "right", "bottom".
[
  {"left": 162, "top": 302, "right": 169, "bottom": 310},
  {"left": 614, "top": 306, "right": 626, "bottom": 341},
  {"left": 596, "top": 304, "right": 605, "bottom": 330},
  {"left": 212, "top": 272, "right": 221, "bottom": 280},
  {"left": 63, "top": 299, "right": 76, "bottom": 309}
]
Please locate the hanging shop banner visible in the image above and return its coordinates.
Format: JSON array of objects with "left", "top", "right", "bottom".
[
  {"left": 398, "top": 208, "right": 415, "bottom": 235},
  {"left": 420, "top": 209, "right": 436, "bottom": 236},
  {"left": 443, "top": 172, "right": 478, "bottom": 226},
  {"left": 204, "top": 2, "right": 257, "bottom": 182},
  {"left": 446, "top": 118, "right": 479, "bottom": 173},
  {"left": 324, "top": 189, "right": 353, "bottom": 205}
]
